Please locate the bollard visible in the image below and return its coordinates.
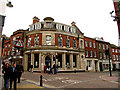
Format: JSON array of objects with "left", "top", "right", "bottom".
[{"left": 40, "top": 75, "right": 43, "bottom": 87}]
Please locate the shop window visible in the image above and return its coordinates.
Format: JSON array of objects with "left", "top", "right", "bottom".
[
  {"left": 34, "top": 54, "right": 39, "bottom": 68},
  {"left": 58, "top": 37, "right": 62, "bottom": 46},
  {"left": 66, "top": 54, "right": 70, "bottom": 68},
  {"left": 73, "top": 55, "right": 77, "bottom": 68},
  {"left": 57, "top": 54, "right": 62, "bottom": 68}
]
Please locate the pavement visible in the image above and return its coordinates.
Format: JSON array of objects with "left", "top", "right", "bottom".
[
  {"left": 1, "top": 76, "right": 43, "bottom": 90},
  {"left": 100, "top": 71, "right": 120, "bottom": 85},
  {"left": 1, "top": 71, "right": 120, "bottom": 89}
]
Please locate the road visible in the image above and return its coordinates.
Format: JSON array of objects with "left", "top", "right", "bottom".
[{"left": 22, "top": 71, "right": 119, "bottom": 88}]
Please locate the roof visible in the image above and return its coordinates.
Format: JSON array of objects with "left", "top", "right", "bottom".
[{"left": 43, "top": 17, "right": 54, "bottom": 21}]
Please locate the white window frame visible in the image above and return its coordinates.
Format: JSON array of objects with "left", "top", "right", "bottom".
[
  {"left": 34, "top": 36, "right": 39, "bottom": 46},
  {"left": 94, "top": 51, "right": 96, "bottom": 57},
  {"left": 89, "top": 42, "right": 92, "bottom": 48},
  {"left": 73, "top": 39, "right": 76, "bottom": 48},
  {"left": 58, "top": 37, "right": 62, "bottom": 46},
  {"left": 28, "top": 38, "right": 31, "bottom": 47},
  {"left": 116, "top": 55, "right": 118, "bottom": 60},
  {"left": 46, "top": 35, "right": 51, "bottom": 45},
  {"left": 90, "top": 51, "right": 92, "bottom": 57},
  {"left": 66, "top": 38, "right": 70, "bottom": 47},
  {"left": 93, "top": 42, "right": 96, "bottom": 48},
  {"left": 85, "top": 40, "right": 88, "bottom": 47},
  {"left": 85, "top": 50, "right": 88, "bottom": 57},
  {"left": 113, "top": 55, "right": 115, "bottom": 61}
]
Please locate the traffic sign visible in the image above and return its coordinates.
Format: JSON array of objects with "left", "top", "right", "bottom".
[{"left": 14, "top": 39, "right": 24, "bottom": 48}]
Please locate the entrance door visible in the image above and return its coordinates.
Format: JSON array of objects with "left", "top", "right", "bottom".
[
  {"left": 45, "top": 55, "right": 51, "bottom": 68},
  {"left": 99, "top": 62, "right": 103, "bottom": 71}
]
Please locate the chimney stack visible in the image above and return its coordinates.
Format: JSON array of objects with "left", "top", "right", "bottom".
[
  {"left": 33, "top": 16, "right": 40, "bottom": 24},
  {"left": 71, "top": 21, "right": 76, "bottom": 26}
]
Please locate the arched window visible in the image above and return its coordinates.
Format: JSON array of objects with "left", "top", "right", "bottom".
[
  {"left": 58, "top": 37, "right": 62, "bottom": 46},
  {"left": 27, "top": 38, "right": 31, "bottom": 47},
  {"left": 34, "top": 37, "right": 39, "bottom": 46}
]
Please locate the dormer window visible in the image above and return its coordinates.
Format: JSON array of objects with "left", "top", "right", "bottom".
[{"left": 46, "top": 22, "right": 52, "bottom": 28}]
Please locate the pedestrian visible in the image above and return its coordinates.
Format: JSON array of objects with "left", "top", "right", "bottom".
[
  {"left": 44, "top": 65, "right": 47, "bottom": 73},
  {"left": 53, "top": 64, "right": 56, "bottom": 74},
  {"left": 3, "top": 63, "right": 10, "bottom": 90},
  {"left": 16, "top": 61, "right": 24, "bottom": 83},
  {"left": 9, "top": 63, "right": 16, "bottom": 89},
  {"left": 29, "top": 64, "right": 33, "bottom": 72}
]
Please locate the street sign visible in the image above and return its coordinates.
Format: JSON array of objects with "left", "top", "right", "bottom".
[{"left": 14, "top": 39, "right": 24, "bottom": 48}]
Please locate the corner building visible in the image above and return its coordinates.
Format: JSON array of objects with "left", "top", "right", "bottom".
[{"left": 23, "top": 17, "right": 85, "bottom": 72}]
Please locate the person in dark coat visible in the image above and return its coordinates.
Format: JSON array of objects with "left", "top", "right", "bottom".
[
  {"left": 9, "top": 63, "right": 16, "bottom": 89},
  {"left": 3, "top": 63, "right": 10, "bottom": 90},
  {"left": 16, "top": 61, "right": 24, "bottom": 83}
]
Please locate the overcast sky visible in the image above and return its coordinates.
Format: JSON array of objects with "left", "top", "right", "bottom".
[{"left": 2, "top": 0, "right": 118, "bottom": 46}]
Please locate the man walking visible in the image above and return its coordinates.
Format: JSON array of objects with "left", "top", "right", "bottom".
[
  {"left": 16, "top": 61, "right": 24, "bottom": 83},
  {"left": 9, "top": 63, "right": 16, "bottom": 89},
  {"left": 3, "top": 63, "right": 10, "bottom": 90}
]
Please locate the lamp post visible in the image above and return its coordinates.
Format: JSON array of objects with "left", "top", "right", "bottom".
[
  {"left": 105, "top": 48, "right": 112, "bottom": 77},
  {"left": 0, "top": 0, "right": 13, "bottom": 89}
]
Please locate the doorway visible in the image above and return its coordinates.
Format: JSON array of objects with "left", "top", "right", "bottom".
[{"left": 45, "top": 55, "right": 51, "bottom": 68}]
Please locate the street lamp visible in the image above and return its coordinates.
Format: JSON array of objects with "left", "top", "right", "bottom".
[
  {"left": 0, "top": 0, "right": 13, "bottom": 89},
  {"left": 105, "top": 48, "right": 112, "bottom": 77}
]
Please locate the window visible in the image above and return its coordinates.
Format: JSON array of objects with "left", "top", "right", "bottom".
[
  {"left": 99, "top": 52, "right": 102, "bottom": 59},
  {"left": 94, "top": 51, "right": 97, "bottom": 57},
  {"left": 103, "top": 44, "right": 105, "bottom": 49},
  {"left": 73, "top": 39, "right": 76, "bottom": 48},
  {"left": 116, "top": 55, "right": 118, "bottom": 60},
  {"left": 8, "top": 51, "right": 10, "bottom": 55},
  {"left": 85, "top": 40, "right": 88, "bottom": 47},
  {"left": 112, "top": 49, "right": 114, "bottom": 52},
  {"left": 46, "top": 36, "right": 51, "bottom": 45},
  {"left": 89, "top": 42, "right": 92, "bottom": 48},
  {"left": 66, "top": 38, "right": 70, "bottom": 47},
  {"left": 34, "top": 37, "right": 39, "bottom": 46},
  {"left": 85, "top": 50, "right": 88, "bottom": 57},
  {"left": 87, "top": 61, "right": 92, "bottom": 67},
  {"left": 73, "top": 55, "right": 77, "bottom": 67},
  {"left": 113, "top": 55, "right": 115, "bottom": 60},
  {"left": 90, "top": 51, "right": 92, "bottom": 57},
  {"left": 28, "top": 38, "right": 31, "bottom": 47},
  {"left": 99, "top": 44, "right": 101, "bottom": 49},
  {"left": 119, "top": 50, "right": 120, "bottom": 53},
  {"left": 46, "top": 22, "right": 52, "bottom": 28},
  {"left": 93, "top": 42, "right": 96, "bottom": 48},
  {"left": 103, "top": 53, "right": 106, "bottom": 59},
  {"left": 115, "top": 49, "right": 118, "bottom": 53},
  {"left": 119, "top": 55, "right": 120, "bottom": 60},
  {"left": 9, "top": 44, "right": 10, "bottom": 47},
  {"left": 106, "top": 45, "right": 108, "bottom": 49},
  {"left": 80, "top": 40, "right": 83, "bottom": 48},
  {"left": 58, "top": 37, "right": 62, "bottom": 46}
]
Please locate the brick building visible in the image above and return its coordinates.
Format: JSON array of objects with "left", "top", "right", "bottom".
[
  {"left": 2, "top": 16, "right": 120, "bottom": 72},
  {"left": 111, "top": 44, "right": 120, "bottom": 70}
]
